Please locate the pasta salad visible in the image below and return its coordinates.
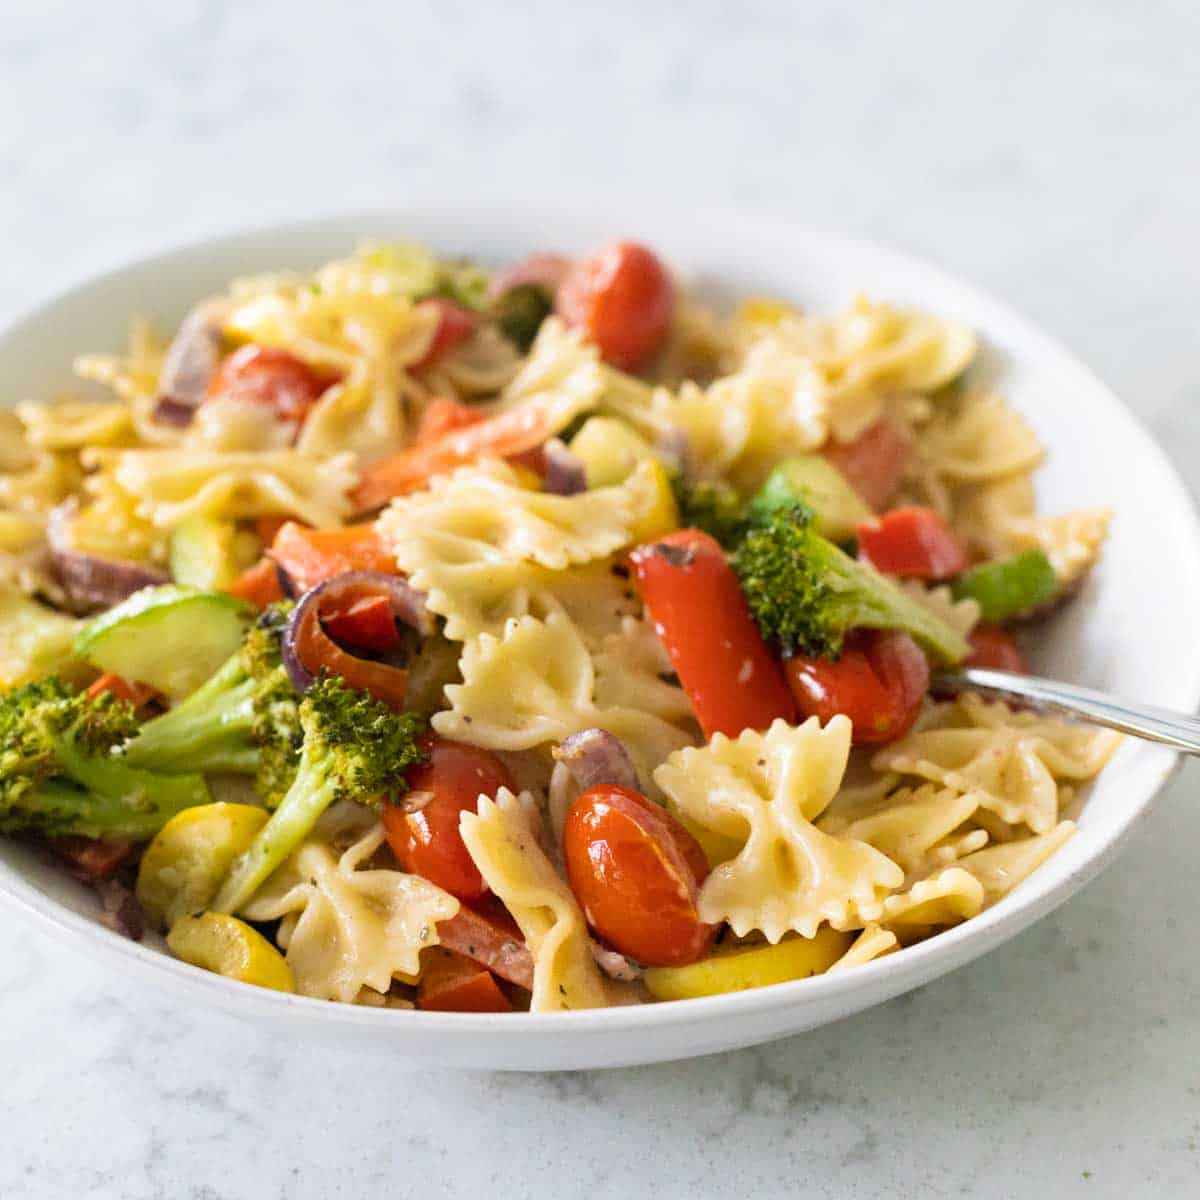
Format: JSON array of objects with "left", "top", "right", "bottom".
[{"left": 0, "top": 237, "right": 1118, "bottom": 1011}]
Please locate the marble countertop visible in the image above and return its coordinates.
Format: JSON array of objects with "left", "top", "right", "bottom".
[{"left": 2, "top": 2, "right": 1198, "bottom": 1196}]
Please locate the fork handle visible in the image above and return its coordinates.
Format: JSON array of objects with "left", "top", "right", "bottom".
[{"left": 932, "top": 668, "right": 1200, "bottom": 755}]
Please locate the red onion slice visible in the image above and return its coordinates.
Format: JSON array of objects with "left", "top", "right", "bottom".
[
  {"left": 47, "top": 501, "right": 168, "bottom": 613},
  {"left": 282, "top": 570, "right": 432, "bottom": 702},
  {"left": 153, "top": 302, "right": 226, "bottom": 423},
  {"left": 553, "top": 728, "right": 641, "bottom": 793},
  {"left": 540, "top": 438, "right": 586, "bottom": 496}
]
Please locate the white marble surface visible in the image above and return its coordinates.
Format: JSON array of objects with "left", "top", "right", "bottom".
[{"left": 1, "top": 2, "right": 1199, "bottom": 1196}]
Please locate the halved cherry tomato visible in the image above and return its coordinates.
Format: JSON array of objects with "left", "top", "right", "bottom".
[
  {"left": 822, "top": 415, "right": 914, "bottom": 511},
  {"left": 556, "top": 241, "right": 674, "bottom": 371},
  {"left": 629, "top": 529, "right": 797, "bottom": 739},
  {"left": 417, "top": 947, "right": 512, "bottom": 1013},
  {"left": 86, "top": 672, "right": 160, "bottom": 710},
  {"left": 383, "top": 738, "right": 514, "bottom": 901},
  {"left": 563, "top": 784, "right": 717, "bottom": 967},
  {"left": 413, "top": 299, "right": 478, "bottom": 370},
  {"left": 965, "top": 624, "right": 1027, "bottom": 673},
  {"left": 856, "top": 506, "right": 969, "bottom": 580},
  {"left": 436, "top": 897, "right": 534, "bottom": 990},
  {"left": 352, "top": 392, "right": 581, "bottom": 510},
  {"left": 209, "top": 345, "right": 334, "bottom": 425},
  {"left": 225, "top": 556, "right": 286, "bottom": 606},
  {"left": 784, "top": 629, "right": 929, "bottom": 745},
  {"left": 322, "top": 594, "right": 399, "bottom": 651},
  {"left": 50, "top": 836, "right": 133, "bottom": 882},
  {"left": 413, "top": 396, "right": 487, "bottom": 445},
  {"left": 268, "top": 521, "right": 395, "bottom": 594}
]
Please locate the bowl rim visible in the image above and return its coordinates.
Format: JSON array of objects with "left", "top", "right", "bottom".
[{"left": 3, "top": 206, "right": 1199, "bottom": 1037}]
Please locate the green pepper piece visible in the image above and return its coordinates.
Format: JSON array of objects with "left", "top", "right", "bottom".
[{"left": 951, "top": 550, "right": 1058, "bottom": 622}]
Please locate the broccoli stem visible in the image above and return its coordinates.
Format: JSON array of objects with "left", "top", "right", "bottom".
[
  {"left": 23, "top": 737, "right": 210, "bottom": 841},
  {"left": 210, "top": 752, "right": 338, "bottom": 915},
  {"left": 121, "top": 654, "right": 259, "bottom": 774}
]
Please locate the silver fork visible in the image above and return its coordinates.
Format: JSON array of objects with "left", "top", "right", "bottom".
[{"left": 932, "top": 668, "right": 1200, "bottom": 754}]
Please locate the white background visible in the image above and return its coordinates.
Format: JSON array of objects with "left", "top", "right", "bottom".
[{"left": 1, "top": 2, "right": 1198, "bottom": 1196}]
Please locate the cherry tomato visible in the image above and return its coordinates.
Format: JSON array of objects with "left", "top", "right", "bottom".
[
  {"left": 321, "top": 594, "right": 400, "bottom": 651},
  {"left": 383, "top": 738, "right": 514, "bottom": 901},
  {"left": 413, "top": 299, "right": 478, "bottom": 369},
  {"left": 209, "top": 345, "right": 333, "bottom": 425},
  {"left": 437, "top": 897, "right": 533, "bottom": 990},
  {"left": 965, "top": 624, "right": 1027, "bottom": 673},
  {"left": 417, "top": 947, "right": 512, "bottom": 1013},
  {"left": 556, "top": 241, "right": 674, "bottom": 371},
  {"left": 822, "top": 415, "right": 914, "bottom": 511},
  {"left": 856, "top": 506, "right": 969, "bottom": 580},
  {"left": 785, "top": 629, "right": 930, "bottom": 745},
  {"left": 629, "top": 529, "right": 797, "bottom": 739},
  {"left": 563, "top": 785, "right": 717, "bottom": 967}
]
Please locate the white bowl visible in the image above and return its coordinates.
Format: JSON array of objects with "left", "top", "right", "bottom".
[{"left": 3, "top": 210, "right": 1198, "bottom": 1071}]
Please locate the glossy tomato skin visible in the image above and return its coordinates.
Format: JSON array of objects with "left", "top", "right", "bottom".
[
  {"left": 785, "top": 629, "right": 930, "bottom": 745},
  {"left": 965, "top": 624, "right": 1027, "bottom": 673},
  {"left": 557, "top": 241, "right": 674, "bottom": 371},
  {"left": 856, "top": 507, "right": 969, "bottom": 580},
  {"left": 383, "top": 738, "right": 514, "bottom": 901},
  {"left": 629, "top": 529, "right": 798, "bottom": 739},
  {"left": 209, "top": 345, "right": 332, "bottom": 425},
  {"left": 822, "top": 415, "right": 914, "bottom": 511},
  {"left": 563, "top": 785, "right": 717, "bottom": 968}
]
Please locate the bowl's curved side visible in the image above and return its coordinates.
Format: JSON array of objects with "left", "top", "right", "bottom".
[{"left": 1, "top": 209, "right": 1196, "bottom": 1070}]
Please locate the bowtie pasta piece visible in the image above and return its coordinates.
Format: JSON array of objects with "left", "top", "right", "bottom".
[
  {"left": 85, "top": 445, "right": 357, "bottom": 531},
  {"left": 951, "top": 820, "right": 1076, "bottom": 905},
  {"left": 240, "top": 823, "right": 459, "bottom": 1003},
  {"left": 817, "top": 784, "right": 987, "bottom": 880},
  {"left": 877, "top": 867, "right": 985, "bottom": 943},
  {"left": 873, "top": 696, "right": 1120, "bottom": 835},
  {"left": 459, "top": 788, "right": 621, "bottom": 1012},
  {"left": 828, "top": 923, "right": 899, "bottom": 972},
  {"left": 653, "top": 717, "right": 904, "bottom": 942},
  {"left": 433, "top": 612, "right": 695, "bottom": 787},
  {"left": 378, "top": 458, "right": 669, "bottom": 642}
]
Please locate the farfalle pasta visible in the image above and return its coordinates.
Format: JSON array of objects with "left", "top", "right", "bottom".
[
  {"left": 241, "top": 822, "right": 459, "bottom": 1002},
  {"left": 653, "top": 718, "right": 904, "bottom": 941},
  {"left": 0, "top": 233, "right": 1123, "bottom": 1015}
]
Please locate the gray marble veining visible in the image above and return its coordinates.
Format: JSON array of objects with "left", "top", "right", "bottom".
[{"left": 1, "top": 2, "right": 1198, "bottom": 1196}]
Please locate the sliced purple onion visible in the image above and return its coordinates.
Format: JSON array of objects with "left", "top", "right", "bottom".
[
  {"left": 552, "top": 728, "right": 641, "bottom": 793},
  {"left": 590, "top": 939, "right": 643, "bottom": 981},
  {"left": 656, "top": 427, "right": 690, "bottom": 474},
  {"left": 152, "top": 302, "right": 225, "bottom": 423},
  {"left": 46, "top": 501, "right": 168, "bottom": 613},
  {"left": 152, "top": 395, "right": 199, "bottom": 427},
  {"left": 541, "top": 438, "right": 586, "bottom": 495},
  {"left": 95, "top": 877, "right": 145, "bottom": 942},
  {"left": 282, "top": 570, "right": 432, "bottom": 694}
]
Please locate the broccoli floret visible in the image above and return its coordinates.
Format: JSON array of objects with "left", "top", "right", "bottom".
[
  {"left": 211, "top": 675, "right": 427, "bottom": 915},
  {"left": 732, "top": 506, "right": 970, "bottom": 664},
  {"left": 671, "top": 476, "right": 749, "bottom": 549},
  {"left": 120, "top": 602, "right": 302, "bottom": 802},
  {"left": 0, "top": 678, "right": 210, "bottom": 841}
]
